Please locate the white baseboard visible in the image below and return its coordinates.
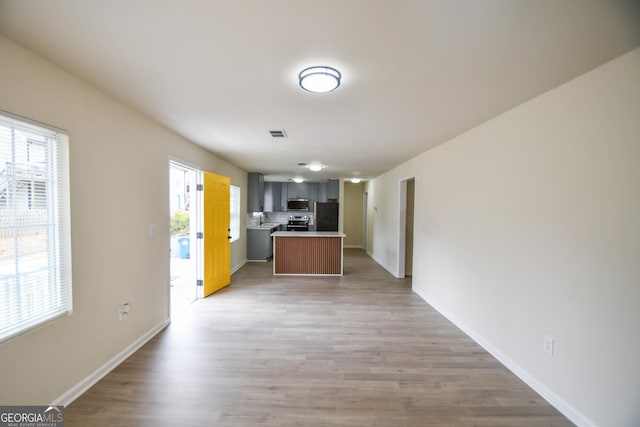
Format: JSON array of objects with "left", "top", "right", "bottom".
[
  {"left": 368, "top": 252, "right": 400, "bottom": 278},
  {"left": 344, "top": 244, "right": 363, "bottom": 249},
  {"left": 412, "top": 286, "right": 595, "bottom": 427},
  {"left": 52, "top": 318, "right": 170, "bottom": 406},
  {"left": 231, "top": 259, "right": 247, "bottom": 274}
]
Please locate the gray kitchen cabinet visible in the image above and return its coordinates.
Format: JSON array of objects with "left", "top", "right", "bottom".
[
  {"left": 247, "top": 226, "right": 277, "bottom": 261},
  {"left": 287, "top": 182, "right": 308, "bottom": 199},
  {"left": 308, "top": 182, "right": 319, "bottom": 211},
  {"left": 247, "top": 172, "right": 264, "bottom": 213},
  {"left": 280, "top": 183, "right": 288, "bottom": 211},
  {"left": 263, "top": 182, "right": 274, "bottom": 212},
  {"left": 318, "top": 182, "right": 328, "bottom": 202},
  {"left": 264, "top": 181, "right": 332, "bottom": 211},
  {"left": 328, "top": 179, "right": 339, "bottom": 201},
  {"left": 264, "top": 182, "right": 283, "bottom": 212}
]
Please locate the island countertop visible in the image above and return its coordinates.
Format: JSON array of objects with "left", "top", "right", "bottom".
[{"left": 271, "top": 231, "right": 346, "bottom": 237}]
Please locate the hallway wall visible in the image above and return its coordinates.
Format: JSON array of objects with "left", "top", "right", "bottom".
[
  {"left": 343, "top": 181, "right": 364, "bottom": 247},
  {"left": 0, "top": 36, "right": 247, "bottom": 404},
  {"left": 366, "top": 48, "right": 640, "bottom": 426}
]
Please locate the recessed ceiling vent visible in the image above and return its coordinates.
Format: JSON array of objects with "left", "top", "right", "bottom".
[{"left": 269, "top": 129, "right": 287, "bottom": 138}]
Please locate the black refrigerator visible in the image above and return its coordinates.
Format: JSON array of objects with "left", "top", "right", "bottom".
[{"left": 314, "top": 202, "right": 339, "bottom": 231}]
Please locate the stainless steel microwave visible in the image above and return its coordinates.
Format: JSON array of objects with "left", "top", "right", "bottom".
[{"left": 287, "top": 198, "right": 309, "bottom": 211}]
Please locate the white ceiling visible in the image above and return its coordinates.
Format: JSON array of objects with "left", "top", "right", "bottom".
[{"left": 1, "top": 0, "right": 639, "bottom": 182}]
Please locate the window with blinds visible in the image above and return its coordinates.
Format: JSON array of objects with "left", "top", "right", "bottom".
[
  {"left": 0, "top": 112, "right": 72, "bottom": 343},
  {"left": 229, "top": 185, "right": 240, "bottom": 242}
]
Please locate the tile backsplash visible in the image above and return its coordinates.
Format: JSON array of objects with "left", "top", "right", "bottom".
[{"left": 246, "top": 211, "right": 314, "bottom": 227}]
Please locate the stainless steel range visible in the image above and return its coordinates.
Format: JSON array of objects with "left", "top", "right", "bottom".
[{"left": 287, "top": 215, "right": 309, "bottom": 231}]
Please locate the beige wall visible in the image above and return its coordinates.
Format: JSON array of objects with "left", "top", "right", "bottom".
[
  {"left": 366, "top": 48, "right": 640, "bottom": 426},
  {"left": 0, "top": 36, "right": 247, "bottom": 404},
  {"left": 343, "top": 182, "right": 364, "bottom": 247}
]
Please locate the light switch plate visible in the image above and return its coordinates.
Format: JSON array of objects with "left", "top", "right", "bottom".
[{"left": 544, "top": 335, "right": 554, "bottom": 356}]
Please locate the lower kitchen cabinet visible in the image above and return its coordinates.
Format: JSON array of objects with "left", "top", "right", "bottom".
[{"left": 247, "top": 227, "right": 276, "bottom": 261}]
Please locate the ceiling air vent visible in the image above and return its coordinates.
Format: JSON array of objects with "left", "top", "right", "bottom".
[{"left": 269, "top": 129, "right": 287, "bottom": 138}]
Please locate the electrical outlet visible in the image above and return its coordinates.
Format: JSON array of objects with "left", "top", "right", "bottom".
[
  {"left": 544, "top": 334, "right": 554, "bottom": 356},
  {"left": 119, "top": 303, "right": 130, "bottom": 320}
]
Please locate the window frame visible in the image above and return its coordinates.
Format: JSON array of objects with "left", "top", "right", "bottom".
[
  {"left": 229, "top": 184, "right": 240, "bottom": 243},
  {"left": 0, "top": 111, "right": 72, "bottom": 343}
]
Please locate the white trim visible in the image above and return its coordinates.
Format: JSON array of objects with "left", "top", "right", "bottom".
[
  {"left": 344, "top": 244, "right": 363, "bottom": 249},
  {"left": 167, "top": 155, "right": 202, "bottom": 173},
  {"left": 0, "top": 109, "right": 67, "bottom": 133},
  {"left": 0, "top": 114, "right": 72, "bottom": 344},
  {"left": 412, "top": 287, "right": 595, "bottom": 427},
  {"left": 362, "top": 191, "right": 368, "bottom": 250},
  {"left": 397, "top": 175, "right": 416, "bottom": 279},
  {"left": 368, "top": 252, "right": 400, "bottom": 278},
  {"left": 52, "top": 319, "right": 170, "bottom": 406},
  {"left": 398, "top": 180, "right": 407, "bottom": 278},
  {"left": 231, "top": 259, "right": 247, "bottom": 274},
  {"left": 195, "top": 170, "right": 204, "bottom": 299}
]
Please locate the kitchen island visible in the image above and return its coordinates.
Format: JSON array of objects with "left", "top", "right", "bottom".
[{"left": 271, "top": 231, "right": 346, "bottom": 276}]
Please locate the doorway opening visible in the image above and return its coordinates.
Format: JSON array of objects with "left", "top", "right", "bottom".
[
  {"left": 398, "top": 177, "right": 415, "bottom": 278},
  {"left": 362, "top": 191, "right": 368, "bottom": 250},
  {"left": 169, "top": 161, "right": 199, "bottom": 316}
]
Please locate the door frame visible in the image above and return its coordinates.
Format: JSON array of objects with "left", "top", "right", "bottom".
[
  {"left": 168, "top": 159, "right": 202, "bottom": 309},
  {"left": 362, "top": 191, "right": 368, "bottom": 250},
  {"left": 397, "top": 175, "right": 416, "bottom": 278}
]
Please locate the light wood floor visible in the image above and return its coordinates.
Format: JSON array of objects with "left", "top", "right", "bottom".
[{"left": 65, "top": 249, "right": 573, "bottom": 426}]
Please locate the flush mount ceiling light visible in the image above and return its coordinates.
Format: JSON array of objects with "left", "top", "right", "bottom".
[
  {"left": 293, "top": 177, "right": 304, "bottom": 183},
  {"left": 299, "top": 66, "right": 341, "bottom": 93},
  {"left": 350, "top": 177, "right": 361, "bottom": 183},
  {"left": 308, "top": 163, "right": 323, "bottom": 172}
]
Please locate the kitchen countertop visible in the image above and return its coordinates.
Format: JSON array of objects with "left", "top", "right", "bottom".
[
  {"left": 271, "top": 231, "right": 345, "bottom": 237},
  {"left": 247, "top": 223, "right": 282, "bottom": 230}
]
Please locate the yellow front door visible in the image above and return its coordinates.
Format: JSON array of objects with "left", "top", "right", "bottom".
[{"left": 202, "top": 171, "right": 231, "bottom": 296}]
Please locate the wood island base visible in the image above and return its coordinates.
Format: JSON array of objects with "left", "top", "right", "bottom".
[{"left": 271, "top": 231, "right": 345, "bottom": 276}]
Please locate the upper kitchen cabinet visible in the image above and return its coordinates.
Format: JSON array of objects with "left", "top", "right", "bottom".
[
  {"left": 247, "top": 172, "right": 264, "bottom": 213},
  {"left": 287, "top": 182, "right": 309, "bottom": 199},
  {"left": 308, "top": 182, "right": 319, "bottom": 211},
  {"left": 318, "top": 182, "right": 328, "bottom": 203},
  {"left": 261, "top": 180, "right": 333, "bottom": 212},
  {"left": 280, "top": 182, "right": 288, "bottom": 211},
  {"left": 328, "top": 179, "right": 339, "bottom": 201},
  {"left": 264, "top": 182, "right": 285, "bottom": 212}
]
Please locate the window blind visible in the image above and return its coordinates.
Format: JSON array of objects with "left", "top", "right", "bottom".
[
  {"left": 229, "top": 185, "right": 240, "bottom": 242},
  {"left": 0, "top": 112, "right": 72, "bottom": 343}
]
